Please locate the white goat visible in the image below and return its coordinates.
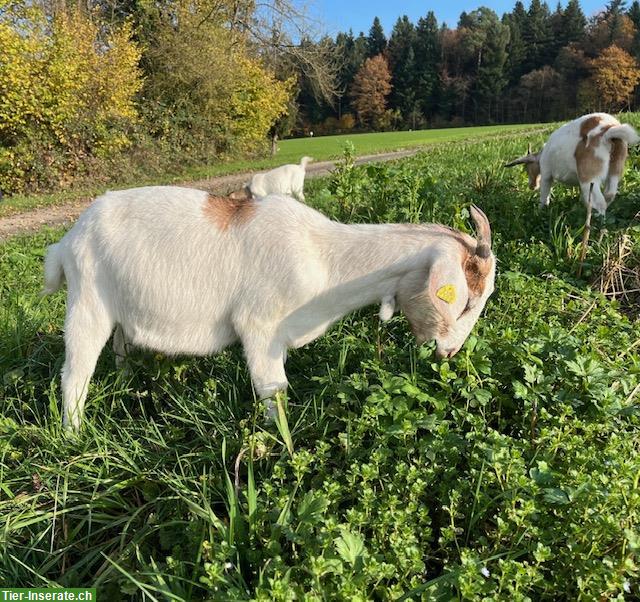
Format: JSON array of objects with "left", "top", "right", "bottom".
[
  {"left": 505, "top": 113, "right": 640, "bottom": 215},
  {"left": 248, "top": 156, "right": 312, "bottom": 201},
  {"left": 43, "top": 187, "right": 496, "bottom": 430}
]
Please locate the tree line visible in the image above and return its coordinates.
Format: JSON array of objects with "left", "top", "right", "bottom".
[{"left": 295, "top": 0, "right": 640, "bottom": 134}]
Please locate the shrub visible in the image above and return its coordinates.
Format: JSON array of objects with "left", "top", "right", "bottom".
[
  {"left": 0, "top": 3, "right": 142, "bottom": 194},
  {"left": 141, "top": 0, "right": 292, "bottom": 157}
]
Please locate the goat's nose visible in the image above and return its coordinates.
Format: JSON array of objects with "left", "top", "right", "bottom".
[{"left": 436, "top": 347, "right": 458, "bottom": 359}]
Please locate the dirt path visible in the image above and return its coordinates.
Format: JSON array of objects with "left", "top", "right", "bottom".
[{"left": 0, "top": 148, "right": 422, "bottom": 241}]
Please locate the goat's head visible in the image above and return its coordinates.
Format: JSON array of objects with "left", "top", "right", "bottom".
[
  {"left": 505, "top": 144, "right": 541, "bottom": 190},
  {"left": 228, "top": 185, "right": 252, "bottom": 200},
  {"left": 397, "top": 206, "right": 496, "bottom": 359}
]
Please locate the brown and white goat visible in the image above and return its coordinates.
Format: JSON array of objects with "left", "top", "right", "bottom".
[
  {"left": 505, "top": 113, "right": 639, "bottom": 215},
  {"left": 43, "top": 187, "right": 496, "bottom": 430}
]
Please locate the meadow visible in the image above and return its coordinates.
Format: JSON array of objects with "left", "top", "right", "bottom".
[{"left": 1, "top": 123, "right": 640, "bottom": 600}]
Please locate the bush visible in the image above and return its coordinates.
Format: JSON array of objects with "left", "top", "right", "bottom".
[{"left": 0, "top": 4, "right": 142, "bottom": 194}]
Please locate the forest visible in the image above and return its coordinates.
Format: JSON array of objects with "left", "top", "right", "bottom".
[{"left": 299, "top": 0, "right": 640, "bottom": 133}]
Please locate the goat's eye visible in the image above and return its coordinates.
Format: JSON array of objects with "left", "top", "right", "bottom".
[{"left": 458, "top": 299, "right": 472, "bottom": 320}]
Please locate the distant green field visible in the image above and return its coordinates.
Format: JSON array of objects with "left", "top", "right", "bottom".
[
  {"left": 179, "top": 123, "right": 543, "bottom": 180},
  {"left": 263, "top": 123, "right": 541, "bottom": 163},
  {"left": 0, "top": 123, "right": 541, "bottom": 219}
]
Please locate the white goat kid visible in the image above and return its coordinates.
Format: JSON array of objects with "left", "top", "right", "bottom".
[
  {"left": 248, "top": 156, "right": 312, "bottom": 201},
  {"left": 505, "top": 113, "right": 640, "bottom": 215},
  {"left": 43, "top": 187, "right": 496, "bottom": 430}
]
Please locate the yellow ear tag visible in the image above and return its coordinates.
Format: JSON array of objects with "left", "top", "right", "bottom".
[{"left": 436, "top": 284, "right": 457, "bottom": 304}]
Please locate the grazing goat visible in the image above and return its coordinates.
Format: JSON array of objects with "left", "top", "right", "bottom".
[
  {"left": 43, "top": 187, "right": 496, "bottom": 430},
  {"left": 505, "top": 113, "right": 640, "bottom": 215},
  {"left": 248, "top": 156, "right": 312, "bottom": 201}
]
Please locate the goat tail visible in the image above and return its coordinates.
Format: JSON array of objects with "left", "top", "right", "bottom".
[
  {"left": 300, "top": 156, "right": 313, "bottom": 169},
  {"left": 42, "top": 243, "right": 65, "bottom": 295},
  {"left": 604, "top": 123, "right": 640, "bottom": 146}
]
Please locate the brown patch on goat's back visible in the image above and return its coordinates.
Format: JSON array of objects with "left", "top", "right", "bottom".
[
  {"left": 575, "top": 117, "right": 613, "bottom": 183},
  {"left": 463, "top": 254, "right": 492, "bottom": 296},
  {"left": 579, "top": 115, "right": 603, "bottom": 139},
  {"left": 609, "top": 138, "right": 628, "bottom": 179},
  {"left": 575, "top": 142, "right": 604, "bottom": 182},
  {"left": 204, "top": 193, "right": 256, "bottom": 230}
]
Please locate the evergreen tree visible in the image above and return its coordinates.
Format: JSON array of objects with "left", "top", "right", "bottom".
[
  {"left": 367, "top": 17, "right": 387, "bottom": 57},
  {"left": 605, "top": 0, "right": 632, "bottom": 47},
  {"left": 462, "top": 8, "right": 510, "bottom": 122},
  {"left": 414, "top": 11, "right": 441, "bottom": 119},
  {"left": 523, "top": 0, "right": 553, "bottom": 72},
  {"left": 605, "top": 0, "right": 627, "bottom": 17},
  {"left": 629, "top": 0, "right": 640, "bottom": 27},
  {"left": 554, "top": 44, "right": 589, "bottom": 116},
  {"left": 334, "top": 30, "right": 368, "bottom": 118},
  {"left": 561, "top": 0, "right": 587, "bottom": 46},
  {"left": 627, "top": 0, "right": 640, "bottom": 57},
  {"left": 387, "top": 16, "right": 418, "bottom": 122},
  {"left": 504, "top": 2, "right": 528, "bottom": 85},
  {"left": 549, "top": 3, "right": 565, "bottom": 56}
]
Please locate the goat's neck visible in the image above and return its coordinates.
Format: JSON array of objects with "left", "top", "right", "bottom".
[
  {"left": 318, "top": 222, "right": 457, "bottom": 305},
  {"left": 281, "top": 222, "right": 466, "bottom": 348}
]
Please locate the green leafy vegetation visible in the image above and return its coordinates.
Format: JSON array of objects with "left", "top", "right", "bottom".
[
  {"left": 1, "top": 126, "right": 640, "bottom": 599},
  {"left": 0, "top": 0, "right": 294, "bottom": 196}
]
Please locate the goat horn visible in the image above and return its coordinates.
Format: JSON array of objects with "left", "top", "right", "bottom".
[
  {"left": 469, "top": 204, "right": 492, "bottom": 258},
  {"left": 504, "top": 155, "right": 531, "bottom": 167},
  {"left": 527, "top": 142, "right": 532, "bottom": 154}
]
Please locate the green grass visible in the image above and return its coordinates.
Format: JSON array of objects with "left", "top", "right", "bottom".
[
  {"left": 0, "top": 123, "right": 539, "bottom": 219},
  {"left": 2, "top": 122, "right": 640, "bottom": 599}
]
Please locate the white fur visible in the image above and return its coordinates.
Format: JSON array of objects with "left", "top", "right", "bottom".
[
  {"left": 248, "top": 156, "right": 312, "bottom": 201},
  {"left": 43, "top": 186, "right": 495, "bottom": 430},
  {"left": 507, "top": 113, "right": 640, "bottom": 215}
]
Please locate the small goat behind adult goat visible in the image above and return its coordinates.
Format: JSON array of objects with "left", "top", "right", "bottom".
[
  {"left": 43, "top": 187, "right": 495, "bottom": 430},
  {"left": 505, "top": 112, "right": 640, "bottom": 215},
  {"left": 248, "top": 156, "right": 312, "bottom": 201}
]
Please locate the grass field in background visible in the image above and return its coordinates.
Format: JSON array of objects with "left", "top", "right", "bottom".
[
  {"left": 256, "top": 123, "right": 541, "bottom": 165},
  {"left": 1, "top": 120, "right": 640, "bottom": 598},
  {"left": 0, "top": 123, "right": 540, "bottom": 219}
]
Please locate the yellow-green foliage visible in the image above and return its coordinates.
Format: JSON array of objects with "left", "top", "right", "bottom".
[
  {"left": 0, "top": 2, "right": 142, "bottom": 193},
  {"left": 230, "top": 56, "right": 293, "bottom": 149},
  {"left": 0, "top": 4, "right": 41, "bottom": 138},
  {"left": 143, "top": 0, "right": 293, "bottom": 154}
]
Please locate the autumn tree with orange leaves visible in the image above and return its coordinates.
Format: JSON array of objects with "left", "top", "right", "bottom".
[
  {"left": 589, "top": 45, "right": 640, "bottom": 110},
  {"left": 350, "top": 54, "right": 392, "bottom": 128}
]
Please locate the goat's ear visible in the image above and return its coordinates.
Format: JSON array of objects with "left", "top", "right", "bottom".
[
  {"left": 426, "top": 260, "right": 468, "bottom": 321},
  {"left": 379, "top": 295, "right": 395, "bottom": 321}
]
